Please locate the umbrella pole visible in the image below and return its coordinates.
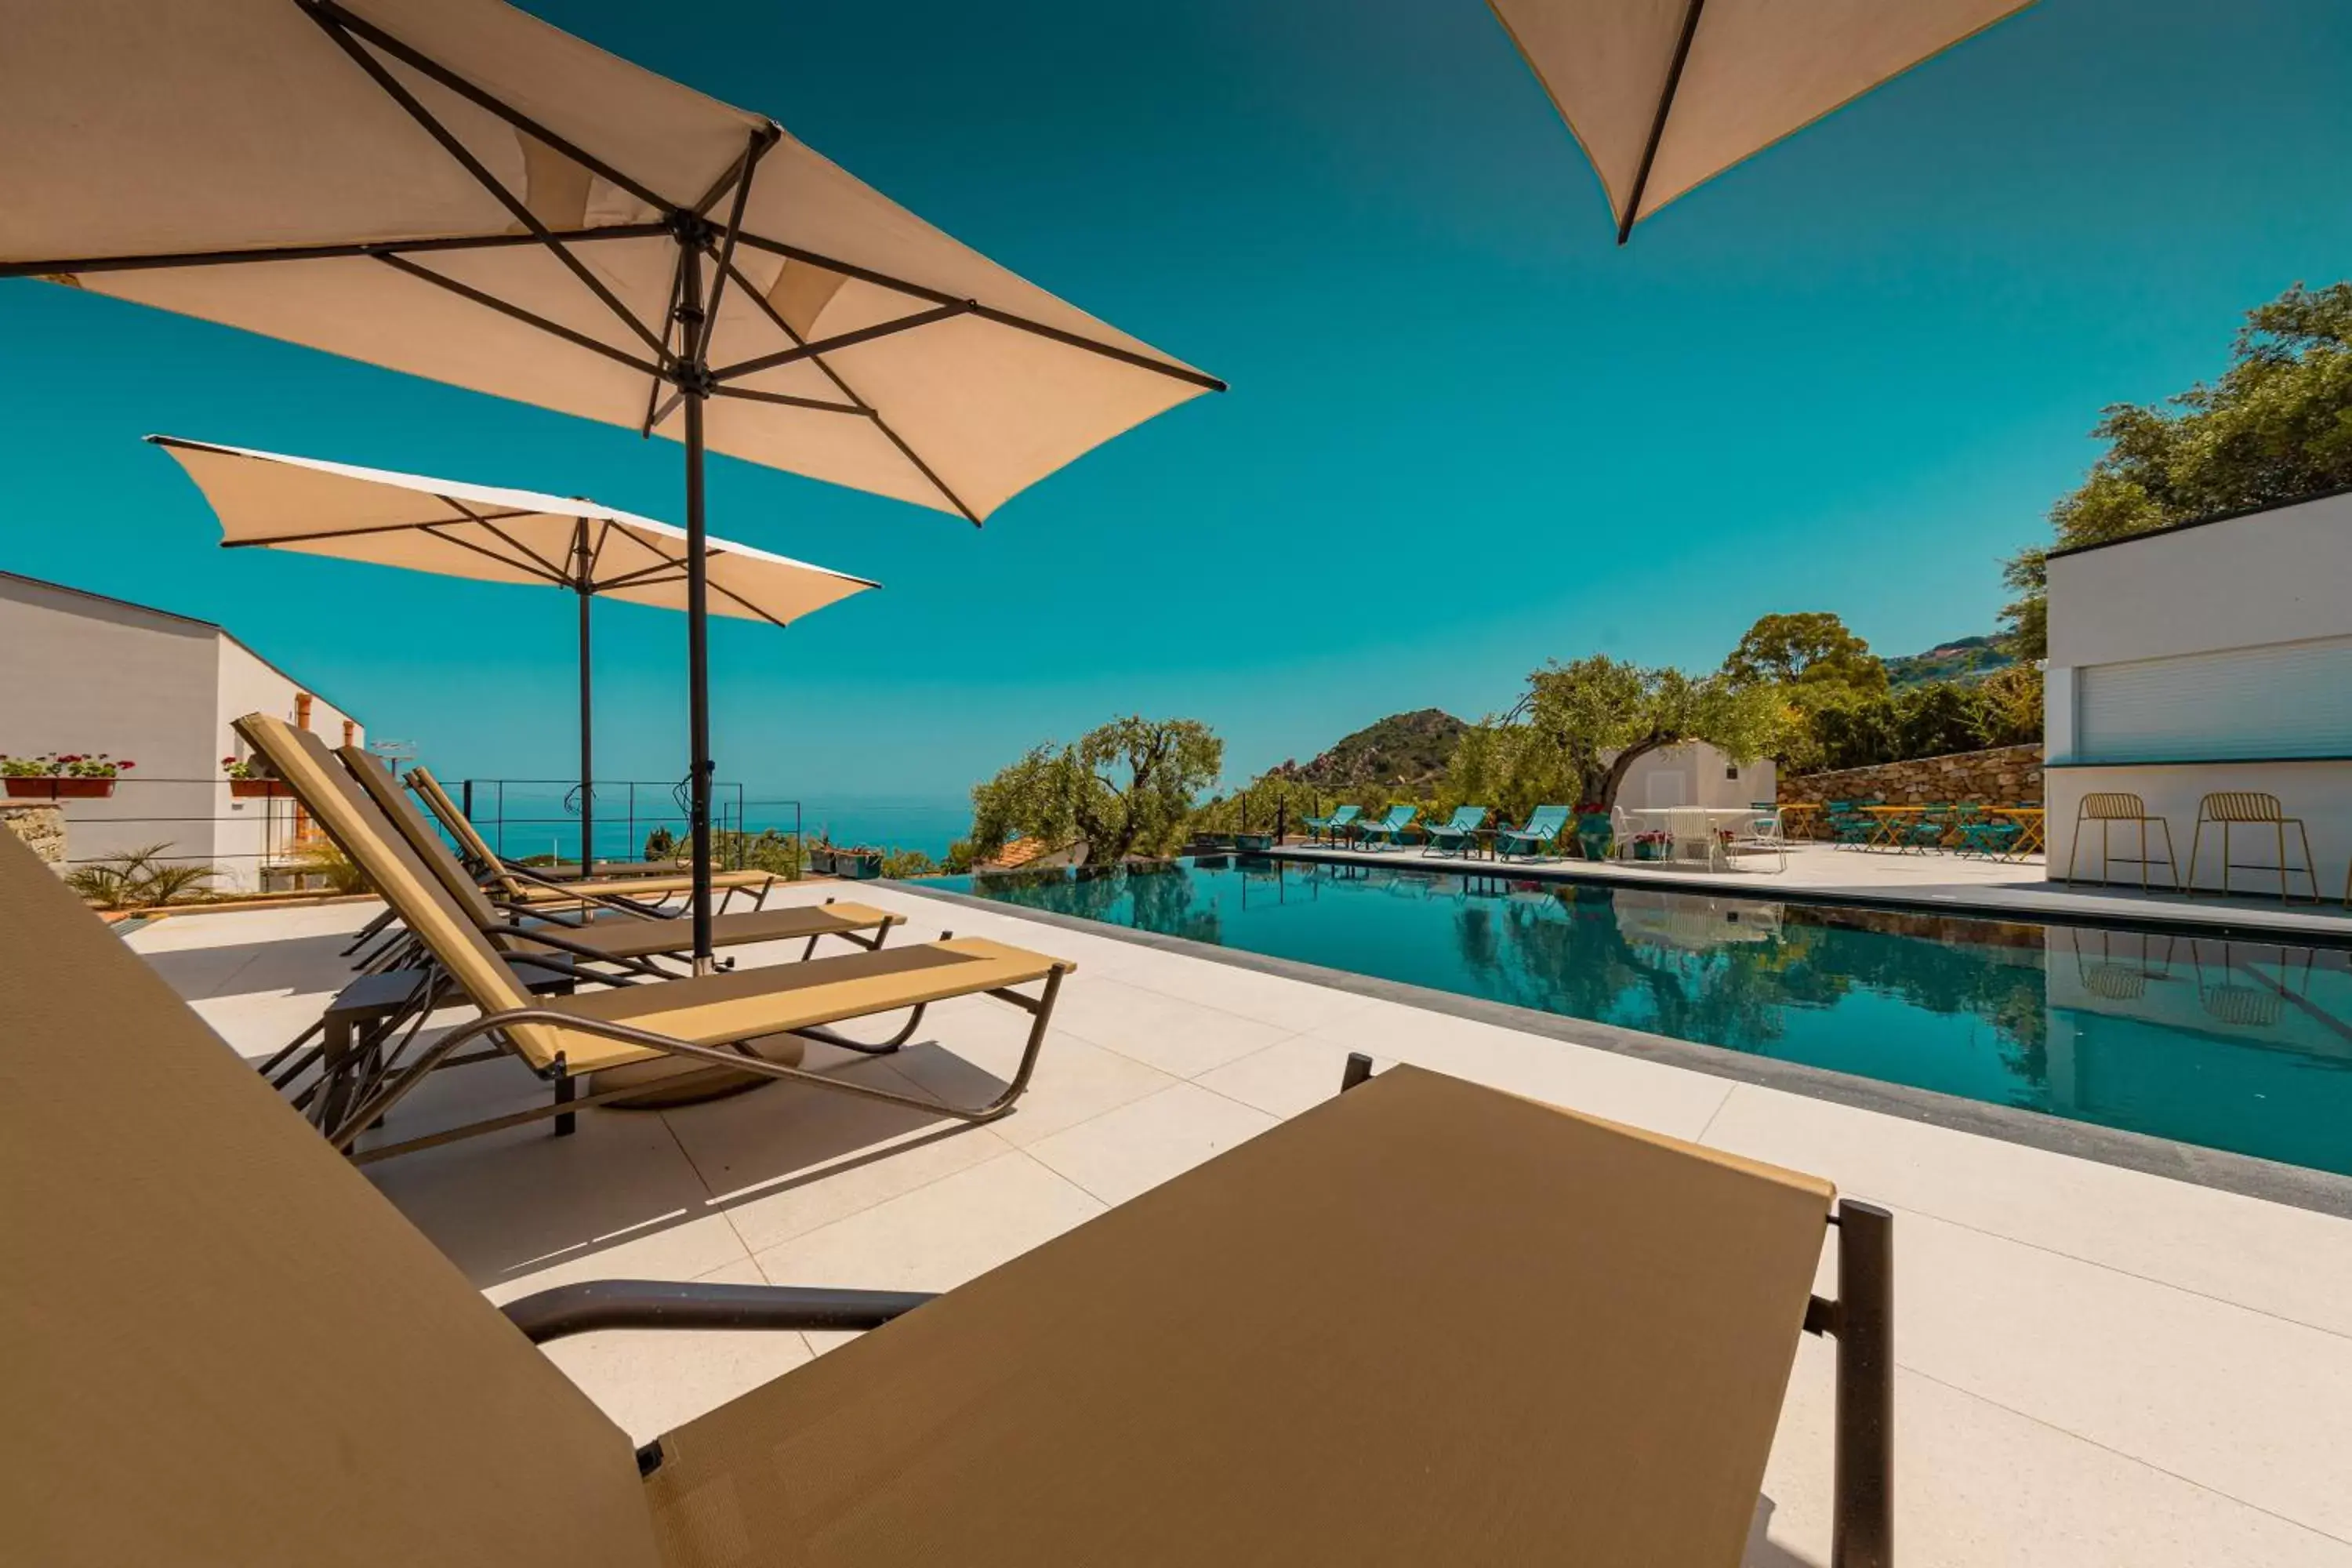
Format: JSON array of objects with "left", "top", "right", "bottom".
[
  {"left": 576, "top": 574, "right": 596, "bottom": 881},
  {"left": 681, "top": 249, "right": 715, "bottom": 970}
]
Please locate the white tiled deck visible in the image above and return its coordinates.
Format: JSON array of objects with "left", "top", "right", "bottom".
[{"left": 134, "top": 881, "right": 2352, "bottom": 1567}]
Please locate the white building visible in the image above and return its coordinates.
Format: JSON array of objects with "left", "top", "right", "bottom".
[
  {"left": 1618, "top": 741, "right": 1777, "bottom": 813},
  {"left": 0, "top": 571, "right": 365, "bottom": 891},
  {"left": 2042, "top": 487, "right": 2352, "bottom": 895}
]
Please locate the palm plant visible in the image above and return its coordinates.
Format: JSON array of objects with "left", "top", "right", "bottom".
[{"left": 64, "top": 843, "right": 218, "bottom": 910}]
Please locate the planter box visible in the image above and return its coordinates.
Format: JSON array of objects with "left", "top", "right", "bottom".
[
  {"left": 229, "top": 779, "right": 291, "bottom": 799},
  {"left": 6, "top": 777, "right": 114, "bottom": 799}
]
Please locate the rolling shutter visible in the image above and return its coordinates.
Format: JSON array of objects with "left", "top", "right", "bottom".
[{"left": 2076, "top": 636, "right": 2352, "bottom": 763}]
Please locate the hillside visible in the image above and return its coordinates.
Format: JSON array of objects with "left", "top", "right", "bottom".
[
  {"left": 1283, "top": 709, "right": 1466, "bottom": 789},
  {"left": 1885, "top": 635, "right": 2014, "bottom": 688}
]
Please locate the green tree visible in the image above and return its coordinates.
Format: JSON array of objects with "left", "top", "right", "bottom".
[
  {"left": 2002, "top": 281, "right": 2352, "bottom": 656},
  {"left": 1722, "top": 612, "right": 1887, "bottom": 694},
  {"left": 1464, "top": 656, "right": 1788, "bottom": 815},
  {"left": 964, "top": 717, "right": 1223, "bottom": 863}
]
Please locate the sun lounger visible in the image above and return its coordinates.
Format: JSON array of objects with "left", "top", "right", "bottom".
[
  {"left": 1354, "top": 802, "right": 1420, "bottom": 849},
  {"left": 1421, "top": 804, "right": 1489, "bottom": 856},
  {"left": 405, "top": 764, "right": 777, "bottom": 913},
  {"left": 1495, "top": 803, "right": 1572, "bottom": 861},
  {"left": 5, "top": 821, "right": 1895, "bottom": 1567},
  {"left": 338, "top": 744, "right": 900, "bottom": 977},
  {"left": 236, "top": 714, "right": 1072, "bottom": 1162},
  {"left": 1301, "top": 802, "right": 1360, "bottom": 845}
]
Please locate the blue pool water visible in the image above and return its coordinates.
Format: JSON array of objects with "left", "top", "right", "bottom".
[{"left": 921, "top": 856, "right": 2352, "bottom": 1176}]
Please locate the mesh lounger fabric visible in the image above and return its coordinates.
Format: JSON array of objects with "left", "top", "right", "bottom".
[{"left": 643, "top": 1064, "right": 1834, "bottom": 1566}]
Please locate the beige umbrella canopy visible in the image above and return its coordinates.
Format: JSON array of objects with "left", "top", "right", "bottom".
[
  {"left": 1488, "top": 0, "right": 2037, "bottom": 241},
  {"left": 151, "top": 434, "right": 876, "bottom": 875},
  {"left": 2, "top": 0, "right": 1221, "bottom": 958}
]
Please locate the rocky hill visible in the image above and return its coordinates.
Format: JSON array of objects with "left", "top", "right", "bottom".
[
  {"left": 1886, "top": 635, "right": 2014, "bottom": 688},
  {"left": 1279, "top": 709, "right": 1467, "bottom": 789}
]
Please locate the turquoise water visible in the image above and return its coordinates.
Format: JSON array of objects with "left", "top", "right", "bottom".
[{"left": 922, "top": 855, "right": 2352, "bottom": 1176}]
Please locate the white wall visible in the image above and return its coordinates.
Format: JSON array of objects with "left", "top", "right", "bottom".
[
  {"left": 1620, "top": 742, "right": 1775, "bottom": 811},
  {"left": 0, "top": 578, "right": 219, "bottom": 882},
  {"left": 0, "top": 576, "right": 365, "bottom": 892},
  {"left": 214, "top": 638, "right": 364, "bottom": 890},
  {"left": 2043, "top": 489, "right": 2352, "bottom": 893}
]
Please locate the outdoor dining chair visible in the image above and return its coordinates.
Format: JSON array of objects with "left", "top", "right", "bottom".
[
  {"left": 2187, "top": 792, "right": 2318, "bottom": 903},
  {"left": 3, "top": 818, "right": 1897, "bottom": 1568},
  {"left": 2063, "top": 793, "right": 2180, "bottom": 891}
]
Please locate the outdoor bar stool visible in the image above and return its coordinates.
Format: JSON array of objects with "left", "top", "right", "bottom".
[
  {"left": 2064, "top": 792, "right": 2180, "bottom": 891},
  {"left": 2187, "top": 792, "right": 2318, "bottom": 904}
]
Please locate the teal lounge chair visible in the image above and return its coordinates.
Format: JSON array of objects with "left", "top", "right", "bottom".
[
  {"left": 1495, "top": 804, "right": 1573, "bottom": 862},
  {"left": 1356, "top": 804, "right": 1420, "bottom": 850},
  {"left": 1302, "top": 803, "right": 1360, "bottom": 846},
  {"left": 1422, "top": 805, "right": 1490, "bottom": 857}
]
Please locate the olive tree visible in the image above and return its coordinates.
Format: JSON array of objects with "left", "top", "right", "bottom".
[{"left": 964, "top": 717, "right": 1223, "bottom": 863}]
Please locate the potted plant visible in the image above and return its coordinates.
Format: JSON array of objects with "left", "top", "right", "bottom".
[
  {"left": 1632, "top": 830, "right": 1671, "bottom": 862},
  {"left": 2, "top": 753, "right": 135, "bottom": 799},
  {"left": 1573, "top": 803, "right": 1613, "bottom": 861},
  {"left": 222, "top": 755, "right": 289, "bottom": 798}
]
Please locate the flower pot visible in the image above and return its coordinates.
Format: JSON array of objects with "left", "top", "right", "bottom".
[
  {"left": 7, "top": 777, "right": 114, "bottom": 799},
  {"left": 229, "top": 779, "right": 291, "bottom": 799}
]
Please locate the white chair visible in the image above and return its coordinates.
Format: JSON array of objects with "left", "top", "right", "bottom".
[
  {"left": 1610, "top": 807, "right": 1645, "bottom": 862},
  {"left": 1666, "top": 808, "right": 1726, "bottom": 871},
  {"left": 1730, "top": 808, "right": 1789, "bottom": 873}
]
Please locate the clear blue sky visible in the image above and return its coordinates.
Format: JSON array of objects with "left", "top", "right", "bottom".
[{"left": 3, "top": 0, "right": 2347, "bottom": 806}]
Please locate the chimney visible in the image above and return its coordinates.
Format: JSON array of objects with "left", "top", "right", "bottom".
[{"left": 342, "top": 718, "right": 356, "bottom": 747}]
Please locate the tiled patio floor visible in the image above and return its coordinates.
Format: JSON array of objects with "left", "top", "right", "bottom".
[{"left": 134, "top": 881, "right": 2352, "bottom": 1566}]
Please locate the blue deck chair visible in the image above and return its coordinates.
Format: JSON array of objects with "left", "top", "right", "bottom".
[
  {"left": 1494, "top": 804, "right": 1573, "bottom": 862},
  {"left": 1301, "top": 803, "right": 1360, "bottom": 846},
  {"left": 1421, "top": 805, "right": 1490, "bottom": 857},
  {"left": 1355, "top": 804, "right": 1421, "bottom": 850}
]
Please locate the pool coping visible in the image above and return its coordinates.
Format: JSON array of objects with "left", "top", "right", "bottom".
[
  {"left": 884, "top": 877, "right": 2352, "bottom": 1222},
  {"left": 1252, "top": 844, "right": 2352, "bottom": 947}
]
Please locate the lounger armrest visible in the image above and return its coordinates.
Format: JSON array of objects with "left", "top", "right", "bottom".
[{"left": 501, "top": 1279, "right": 935, "bottom": 1343}]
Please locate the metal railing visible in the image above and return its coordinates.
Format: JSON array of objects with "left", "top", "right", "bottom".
[
  {"left": 4, "top": 775, "right": 319, "bottom": 889},
  {"left": 455, "top": 778, "right": 791, "bottom": 870}
]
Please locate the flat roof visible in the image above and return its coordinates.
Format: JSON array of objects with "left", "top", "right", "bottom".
[
  {"left": 2045, "top": 480, "right": 2352, "bottom": 561},
  {"left": 0, "top": 568, "right": 361, "bottom": 723}
]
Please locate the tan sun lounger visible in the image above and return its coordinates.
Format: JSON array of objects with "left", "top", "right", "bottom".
[
  {"left": 3, "top": 819, "right": 1893, "bottom": 1566},
  {"left": 337, "top": 744, "right": 901, "bottom": 976},
  {"left": 406, "top": 763, "right": 778, "bottom": 911},
  {"left": 238, "top": 714, "right": 1070, "bottom": 1163}
]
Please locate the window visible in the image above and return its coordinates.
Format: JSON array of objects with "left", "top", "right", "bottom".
[
  {"left": 1724, "top": 765, "right": 1740, "bottom": 780},
  {"left": 2075, "top": 635, "right": 2352, "bottom": 763}
]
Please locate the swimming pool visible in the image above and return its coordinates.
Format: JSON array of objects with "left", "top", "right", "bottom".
[{"left": 920, "top": 855, "right": 2352, "bottom": 1177}]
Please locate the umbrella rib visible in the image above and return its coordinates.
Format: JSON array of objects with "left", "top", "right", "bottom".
[
  {"left": 708, "top": 304, "right": 972, "bottom": 384},
  {"left": 299, "top": 4, "right": 669, "bottom": 359},
  {"left": 373, "top": 252, "right": 662, "bottom": 377},
  {"left": 622, "top": 534, "right": 793, "bottom": 630},
  {"left": 296, "top": 0, "right": 674, "bottom": 216},
  {"left": 692, "top": 126, "right": 780, "bottom": 363},
  {"left": 590, "top": 562, "right": 688, "bottom": 593},
  {"left": 438, "top": 495, "right": 579, "bottom": 583},
  {"left": 642, "top": 247, "right": 690, "bottom": 435},
  {"left": 418, "top": 522, "right": 572, "bottom": 586},
  {"left": 710, "top": 248, "right": 982, "bottom": 525},
  {"left": 217, "top": 509, "right": 546, "bottom": 549},
  {"left": 706, "top": 386, "right": 865, "bottom": 414},
  {"left": 1618, "top": 0, "right": 1708, "bottom": 245},
  {"left": 0, "top": 224, "right": 673, "bottom": 281},
  {"left": 726, "top": 231, "right": 1225, "bottom": 391}
]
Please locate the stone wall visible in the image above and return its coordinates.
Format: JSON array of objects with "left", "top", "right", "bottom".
[
  {"left": 1, "top": 803, "right": 67, "bottom": 869},
  {"left": 1779, "top": 744, "right": 2043, "bottom": 822}
]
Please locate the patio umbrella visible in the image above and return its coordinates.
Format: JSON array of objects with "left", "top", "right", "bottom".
[
  {"left": 148, "top": 434, "right": 875, "bottom": 878},
  {"left": 1, "top": 0, "right": 1221, "bottom": 962},
  {"left": 1487, "top": 0, "right": 2036, "bottom": 242}
]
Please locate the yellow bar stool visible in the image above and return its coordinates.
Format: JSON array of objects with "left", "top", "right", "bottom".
[
  {"left": 2187, "top": 791, "right": 2317, "bottom": 903},
  {"left": 2064, "top": 792, "right": 2180, "bottom": 890}
]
